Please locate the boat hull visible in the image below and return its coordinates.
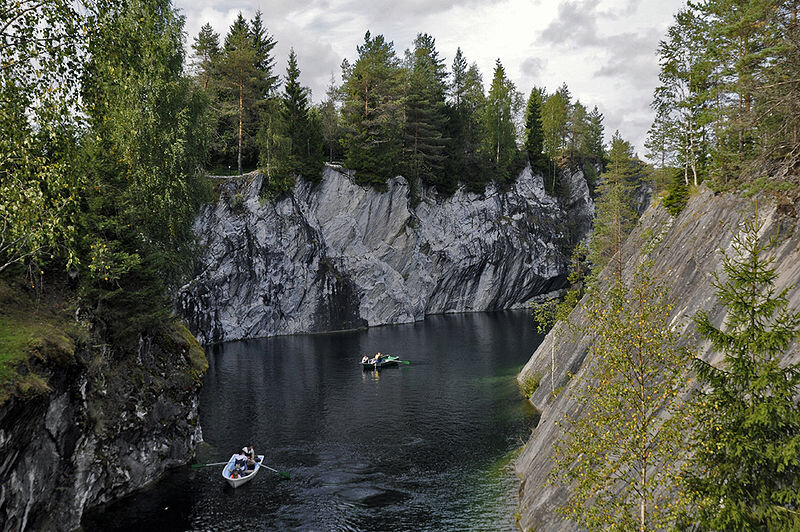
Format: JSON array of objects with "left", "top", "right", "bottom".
[
  {"left": 362, "top": 356, "right": 399, "bottom": 370},
  {"left": 222, "top": 454, "right": 265, "bottom": 488}
]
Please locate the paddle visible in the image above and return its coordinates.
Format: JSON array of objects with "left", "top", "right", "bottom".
[
  {"left": 262, "top": 464, "right": 291, "bottom": 479},
  {"left": 191, "top": 461, "right": 229, "bottom": 468}
]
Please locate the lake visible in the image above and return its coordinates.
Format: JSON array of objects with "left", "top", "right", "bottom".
[{"left": 83, "top": 310, "right": 541, "bottom": 531}]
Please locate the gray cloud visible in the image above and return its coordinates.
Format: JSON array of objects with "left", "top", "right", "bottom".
[
  {"left": 520, "top": 57, "right": 546, "bottom": 79},
  {"left": 539, "top": 0, "right": 601, "bottom": 46}
]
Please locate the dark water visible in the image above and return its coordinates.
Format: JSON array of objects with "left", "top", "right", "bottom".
[{"left": 83, "top": 311, "right": 541, "bottom": 531}]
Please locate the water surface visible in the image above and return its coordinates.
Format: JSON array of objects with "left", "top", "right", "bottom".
[{"left": 83, "top": 311, "right": 540, "bottom": 531}]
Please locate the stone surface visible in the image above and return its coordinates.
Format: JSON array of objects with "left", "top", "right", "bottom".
[
  {"left": 0, "top": 323, "right": 207, "bottom": 532},
  {"left": 179, "top": 164, "right": 594, "bottom": 344},
  {"left": 515, "top": 188, "right": 800, "bottom": 531}
]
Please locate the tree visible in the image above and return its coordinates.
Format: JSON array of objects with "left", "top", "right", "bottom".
[
  {"left": 480, "top": 59, "right": 522, "bottom": 184},
  {"left": 551, "top": 262, "right": 691, "bottom": 531},
  {"left": 541, "top": 84, "right": 571, "bottom": 190},
  {"left": 217, "top": 13, "right": 260, "bottom": 174},
  {"left": 650, "top": 6, "right": 713, "bottom": 187},
  {"left": 446, "top": 56, "right": 486, "bottom": 192},
  {"left": 402, "top": 33, "right": 450, "bottom": 192},
  {"left": 340, "top": 31, "right": 404, "bottom": 186},
  {"left": 588, "top": 132, "right": 642, "bottom": 279},
  {"left": 0, "top": 0, "right": 83, "bottom": 274},
  {"left": 270, "top": 48, "right": 323, "bottom": 187},
  {"left": 684, "top": 215, "right": 800, "bottom": 530},
  {"left": 524, "top": 87, "right": 548, "bottom": 175},
  {"left": 80, "top": 0, "right": 209, "bottom": 339},
  {"left": 320, "top": 76, "right": 341, "bottom": 163},
  {"left": 191, "top": 23, "right": 220, "bottom": 90}
]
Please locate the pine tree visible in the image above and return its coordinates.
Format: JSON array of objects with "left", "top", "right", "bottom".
[
  {"left": 446, "top": 54, "right": 486, "bottom": 191},
  {"left": 481, "top": 59, "right": 521, "bottom": 184},
  {"left": 191, "top": 23, "right": 220, "bottom": 90},
  {"left": 551, "top": 262, "right": 691, "bottom": 531},
  {"left": 402, "top": 33, "right": 450, "bottom": 192},
  {"left": 588, "top": 132, "right": 641, "bottom": 279},
  {"left": 524, "top": 87, "right": 548, "bottom": 175},
  {"left": 218, "top": 13, "right": 261, "bottom": 175},
  {"left": 684, "top": 215, "right": 800, "bottom": 530},
  {"left": 272, "top": 49, "right": 323, "bottom": 186},
  {"left": 340, "top": 31, "right": 404, "bottom": 187},
  {"left": 320, "top": 76, "right": 341, "bottom": 163}
]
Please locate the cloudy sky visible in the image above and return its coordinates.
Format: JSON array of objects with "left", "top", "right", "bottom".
[{"left": 174, "top": 0, "right": 686, "bottom": 158}]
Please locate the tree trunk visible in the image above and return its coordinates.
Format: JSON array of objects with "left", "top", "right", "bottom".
[{"left": 238, "top": 79, "right": 243, "bottom": 175}]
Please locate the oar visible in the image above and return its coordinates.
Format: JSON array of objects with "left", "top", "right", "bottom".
[
  {"left": 261, "top": 464, "right": 291, "bottom": 479},
  {"left": 191, "top": 461, "right": 230, "bottom": 468}
]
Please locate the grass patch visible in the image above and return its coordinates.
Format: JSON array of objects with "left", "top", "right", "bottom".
[
  {"left": 518, "top": 372, "right": 542, "bottom": 398},
  {"left": 0, "top": 280, "right": 81, "bottom": 405}
]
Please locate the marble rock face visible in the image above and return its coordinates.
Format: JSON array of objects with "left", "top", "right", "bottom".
[{"left": 179, "top": 165, "right": 594, "bottom": 344}]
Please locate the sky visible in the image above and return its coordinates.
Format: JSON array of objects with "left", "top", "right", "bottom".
[{"left": 174, "top": 0, "right": 686, "bottom": 158}]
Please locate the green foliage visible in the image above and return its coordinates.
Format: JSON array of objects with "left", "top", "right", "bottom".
[
  {"left": 340, "top": 31, "right": 404, "bottom": 187},
  {"left": 662, "top": 169, "right": 689, "bottom": 216},
  {"left": 80, "top": 0, "right": 209, "bottom": 341},
  {"left": 519, "top": 372, "right": 543, "bottom": 398},
  {"left": 684, "top": 215, "right": 800, "bottom": 530},
  {"left": 524, "top": 87, "right": 548, "bottom": 175},
  {"left": 446, "top": 54, "right": 488, "bottom": 192},
  {"left": 265, "top": 49, "right": 324, "bottom": 185},
  {"left": 402, "top": 34, "right": 450, "bottom": 193},
  {"left": 650, "top": 1, "right": 800, "bottom": 190},
  {"left": 588, "top": 132, "right": 644, "bottom": 279},
  {"left": 551, "top": 263, "right": 691, "bottom": 531},
  {"left": 0, "top": 0, "right": 84, "bottom": 273},
  {"left": 480, "top": 59, "right": 523, "bottom": 185}
]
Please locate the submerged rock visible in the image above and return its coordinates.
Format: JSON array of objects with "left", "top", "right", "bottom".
[{"left": 180, "top": 165, "right": 593, "bottom": 343}]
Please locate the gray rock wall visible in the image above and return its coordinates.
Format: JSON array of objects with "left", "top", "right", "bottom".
[
  {"left": 0, "top": 325, "right": 206, "bottom": 532},
  {"left": 515, "top": 188, "right": 800, "bottom": 531},
  {"left": 180, "top": 165, "right": 593, "bottom": 344}
]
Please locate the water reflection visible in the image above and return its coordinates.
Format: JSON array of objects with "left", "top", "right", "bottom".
[{"left": 84, "top": 311, "right": 541, "bottom": 531}]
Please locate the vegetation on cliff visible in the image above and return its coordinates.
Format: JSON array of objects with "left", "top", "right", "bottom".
[{"left": 1, "top": 0, "right": 209, "bottom": 397}]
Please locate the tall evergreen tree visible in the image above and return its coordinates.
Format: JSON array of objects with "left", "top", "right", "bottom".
[
  {"left": 320, "top": 76, "right": 341, "bottom": 163},
  {"left": 481, "top": 59, "right": 521, "bottom": 184},
  {"left": 271, "top": 49, "right": 323, "bottom": 187},
  {"left": 403, "top": 33, "right": 450, "bottom": 192},
  {"left": 524, "top": 87, "right": 548, "bottom": 175},
  {"left": 218, "top": 13, "right": 260, "bottom": 175},
  {"left": 685, "top": 215, "right": 800, "bottom": 530},
  {"left": 340, "top": 31, "right": 404, "bottom": 186},
  {"left": 191, "top": 23, "right": 220, "bottom": 90},
  {"left": 588, "top": 132, "right": 642, "bottom": 279}
]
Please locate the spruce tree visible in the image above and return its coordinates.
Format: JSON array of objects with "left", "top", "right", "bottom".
[
  {"left": 403, "top": 33, "right": 450, "bottom": 193},
  {"left": 524, "top": 87, "right": 548, "bottom": 176},
  {"left": 340, "top": 31, "right": 404, "bottom": 187},
  {"left": 685, "top": 216, "right": 800, "bottom": 530},
  {"left": 481, "top": 59, "right": 521, "bottom": 184}
]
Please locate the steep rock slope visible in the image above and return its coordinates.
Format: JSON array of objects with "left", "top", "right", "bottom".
[
  {"left": 514, "top": 188, "right": 800, "bottom": 531},
  {"left": 0, "top": 316, "right": 207, "bottom": 532},
  {"left": 180, "top": 165, "right": 593, "bottom": 343}
]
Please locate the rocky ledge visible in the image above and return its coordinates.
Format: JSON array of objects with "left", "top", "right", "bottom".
[{"left": 0, "top": 321, "right": 207, "bottom": 532}]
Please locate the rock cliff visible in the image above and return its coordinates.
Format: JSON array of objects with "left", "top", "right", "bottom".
[
  {"left": 179, "top": 165, "right": 594, "bottom": 344},
  {"left": 0, "top": 320, "right": 207, "bottom": 532},
  {"left": 514, "top": 188, "right": 800, "bottom": 531}
]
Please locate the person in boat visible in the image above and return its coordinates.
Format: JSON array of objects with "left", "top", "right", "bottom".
[
  {"left": 233, "top": 451, "right": 249, "bottom": 476},
  {"left": 373, "top": 352, "right": 383, "bottom": 365},
  {"left": 361, "top": 355, "right": 369, "bottom": 364},
  {"left": 242, "top": 444, "right": 256, "bottom": 469}
]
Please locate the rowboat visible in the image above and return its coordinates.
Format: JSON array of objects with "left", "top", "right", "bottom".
[
  {"left": 222, "top": 454, "right": 265, "bottom": 488},
  {"left": 362, "top": 355, "right": 399, "bottom": 370}
]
